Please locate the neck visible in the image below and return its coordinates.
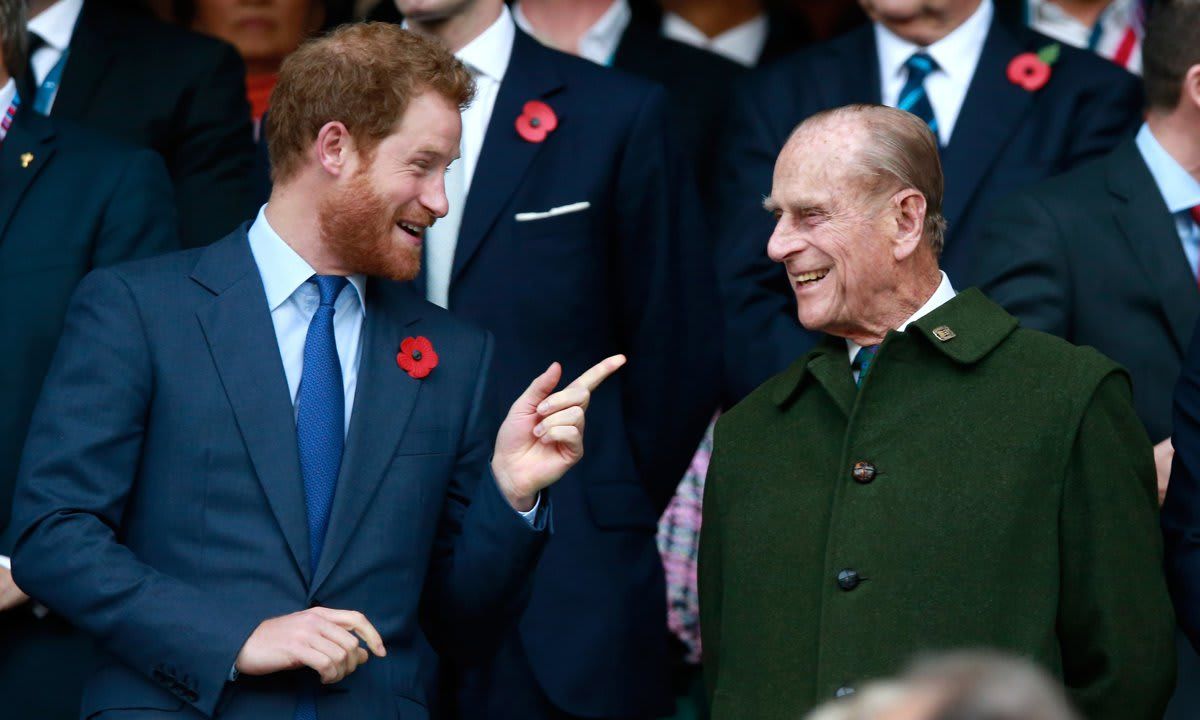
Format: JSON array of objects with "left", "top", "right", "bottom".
[
  {"left": 660, "top": 0, "right": 761, "bottom": 38},
  {"left": 1147, "top": 110, "right": 1200, "bottom": 183},
  {"left": 28, "top": 0, "right": 59, "bottom": 19},
  {"left": 886, "top": 0, "right": 982, "bottom": 46},
  {"left": 405, "top": 0, "right": 504, "bottom": 53},
  {"left": 518, "top": 0, "right": 615, "bottom": 54},
  {"left": 265, "top": 184, "right": 353, "bottom": 276},
  {"left": 1045, "top": 0, "right": 1112, "bottom": 27},
  {"left": 841, "top": 263, "right": 942, "bottom": 347}
]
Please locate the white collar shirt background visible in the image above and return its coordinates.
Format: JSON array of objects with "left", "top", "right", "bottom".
[
  {"left": 661, "top": 10, "right": 768, "bottom": 67},
  {"left": 1027, "top": 0, "right": 1143, "bottom": 74},
  {"left": 26, "top": 0, "right": 83, "bottom": 113},
  {"left": 875, "top": 0, "right": 993, "bottom": 146},
  {"left": 512, "top": 0, "right": 632, "bottom": 66}
]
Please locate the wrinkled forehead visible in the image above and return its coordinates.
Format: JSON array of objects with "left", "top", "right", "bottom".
[{"left": 772, "top": 119, "right": 870, "bottom": 204}]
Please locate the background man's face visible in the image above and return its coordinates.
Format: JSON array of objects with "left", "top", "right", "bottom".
[
  {"left": 858, "top": 0, "right": 981, "bottom": 44},
  {"left": 319, "top": 90, "right": 461, "bottom": 281},
  {"left": 393, "top": 0, "right": 479, "bottom": 23},
  {"left": 766, "top": 129, "right": 898, "bottom": 338},
  {"left": 192, "top": 0, "right": 323, "bottom": 71}
]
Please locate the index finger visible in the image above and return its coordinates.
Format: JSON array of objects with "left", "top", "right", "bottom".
[
  {"left": 567, "top": 354, "right": 626, "bottom": 393},
  {"left": 315, "top": 608, "right": 387, "bottom": 657}
]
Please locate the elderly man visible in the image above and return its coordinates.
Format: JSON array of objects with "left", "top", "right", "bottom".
[{"left": 698, "top": 104, "right": 1175, "bottom": 720}]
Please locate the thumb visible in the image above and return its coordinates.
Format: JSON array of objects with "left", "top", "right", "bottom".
[{"left": 513, "top": 362, "right": 562, "bottom": 412}]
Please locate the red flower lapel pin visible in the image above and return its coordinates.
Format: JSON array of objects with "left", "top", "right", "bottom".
[
  {"left": 1007, "top": 43, "right": 1061, "bottom": 92},
  {"left": 397, "top": 336, "right": 438, "bottom": 379},
  {"left": 516, "top": 100, "right": 558, "bottom": 143}
]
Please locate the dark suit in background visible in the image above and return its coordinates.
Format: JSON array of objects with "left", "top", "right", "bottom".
[
  {"left": 43, "top": 0, "right": 256, "bottom": 248},
  {"left": 0, "top": 108, "right": 178, "bottom": 720},
  {"left": 715, "top": 13, "right": 1142, "bottom": 403}
]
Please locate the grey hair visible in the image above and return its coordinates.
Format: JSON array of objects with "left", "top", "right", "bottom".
[
  {"left": 0, "top": 0, "right": 27, "bottom": 81},
  {"left": 789, "top": 104, "right": 948, "bottom": 256}
]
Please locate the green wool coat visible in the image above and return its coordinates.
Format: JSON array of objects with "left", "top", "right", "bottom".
[{"left": 699, "top": 289, "right": 1176, "bottom": 720}]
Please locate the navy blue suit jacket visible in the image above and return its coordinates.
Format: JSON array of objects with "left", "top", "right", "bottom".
[
  {"left": 9, "top": 229, "right": 547, "bottom": 719},
  {"left": 715, "top": 17, "right": 1143, "bottom": 402},
  {"left": 1163, "top": 323, "right": 1200, "bottom": 654},
  {"left": 421, "top": 31, "right": 719, "bottom": 718}
]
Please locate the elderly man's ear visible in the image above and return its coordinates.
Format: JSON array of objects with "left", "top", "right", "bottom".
[{"left": 891, "top": 189, "right": 929, "bottom": 262}]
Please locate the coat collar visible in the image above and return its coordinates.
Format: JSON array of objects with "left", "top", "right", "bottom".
[{"left": 771, "top": 288, "right": 1019, "bottom": 408}]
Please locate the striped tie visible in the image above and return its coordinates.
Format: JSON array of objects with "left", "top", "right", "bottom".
[
  {"left": 852, "top": 345, "right": 881, "bottom": 388},
  {"left": 898, "top": 52, "right": 940, "bottom": 140}
]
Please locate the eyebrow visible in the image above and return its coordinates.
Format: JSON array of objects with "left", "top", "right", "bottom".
[{"left": 762, "top": 196, "right": 779, "bottom": 213}]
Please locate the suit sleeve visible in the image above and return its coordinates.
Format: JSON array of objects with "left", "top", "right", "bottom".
[
  {"left": 974, "top": 190, "right": 1072, "bottom": 337},
  {"left": 1163, "top": 322, "right": 1200, "bottom": 654},
  {"left": 170, "top": 42, "right": 257, "bottom": 249},
  {"left": 714, "top": 79, "right": 820, "bottom": 405},
  {"left": 9, "top": 269, "right": 262, "bottom": 718},
  {"left": 613, "top": 85, "right": 721, "bottom": 510},
  {"left": 1058, "top": 371, "right": 1176, "bottom": 719},
  {"left": 422, "top": 331, "right": 548, "bottom": 658},
  {"left": 1059, "top": 63, "right": 1142, "bottom": 169},
  {"left": 93, "top": 148, "right": 181, "bottom": 265}
]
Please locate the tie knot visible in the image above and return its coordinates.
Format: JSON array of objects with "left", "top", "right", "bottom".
[
  {"left": 905, "top": 52, "right": 938, "bottom": 81},
  {"left": 312, "top": 275, "right": 348, "bottom": 307},
  {"left": 852, "top": 344, "right": 881, "bottom": 370}
]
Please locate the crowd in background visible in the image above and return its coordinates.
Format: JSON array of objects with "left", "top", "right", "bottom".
[{"left": 0, "top": 0, "right": 1198, "bottom": 719}]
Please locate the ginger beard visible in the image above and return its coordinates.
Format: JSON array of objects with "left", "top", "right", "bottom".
[{"left": 317, "top": 169, "right": 426, "bottom": 282}]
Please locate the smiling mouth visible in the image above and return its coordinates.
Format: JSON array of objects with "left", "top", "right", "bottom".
[
  {"left": 396, "top": 221, "right": 424, "bottom": 239},
  {"left": 794, "top": 268, "right": 830, "bottom": 286}
]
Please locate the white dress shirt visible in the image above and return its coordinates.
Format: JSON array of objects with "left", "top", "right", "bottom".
[
  {"left": 411, "top": 6, "right": 514, "bottom": 308},
  {"left": 1027, "top": 0, "right": 1143, "bottom": 74},
  {"left": 662, "top": 11, "right": 768, "bottom": 68},
  {"left": 875, "top": 0, "right": 993, "bottom": 146},
  {"left": 847, "top": 271, "right": 958, "bottom": 377},
  {"left": 26, "top": 0, "right": 83, "bottom": 113},
  {"left": 512, "top": 0, "right": 632, "bottom": 67}
]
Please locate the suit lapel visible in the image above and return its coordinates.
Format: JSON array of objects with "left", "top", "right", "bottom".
[
  {"left": 450, "top": 31, "right": 565, "bottom": 284},
  {"left": 1109, "top": 141, "right": 1200, "bottom": 353},
  {"left": 52, "top": 0, "right": 116, "bottom": 120},
  {"left": 823, "top": 26, "right": 882, "bottom": 108},
  {"left": 310, "top": 281, "right": 424, "bottom": 596},
  {"left": 192, "top": 231, "right": 314, "bottom": 583},
  {"left": 0, "top": 112, "right": 56, "bottom": 240},
  {"left": 940, "top": 19, "right": 1034, "bottom": 240}
]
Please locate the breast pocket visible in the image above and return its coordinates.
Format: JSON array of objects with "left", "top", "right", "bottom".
[
  {"left": 513, "top": 206, "right": 592, "bottom": 254},
  {"left": 394, "top": 426, "right": 457, "bottom": 457}
]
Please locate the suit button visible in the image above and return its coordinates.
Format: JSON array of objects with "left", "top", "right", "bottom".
[
  {"left": 836, "top": 685, "right": 855, "bottom": 697},
  {"left": 837, "top": 568, "right": 861, "bottom": 591},
  {"left": 851, "top": 461, "right": 876, "bottom": 484}
]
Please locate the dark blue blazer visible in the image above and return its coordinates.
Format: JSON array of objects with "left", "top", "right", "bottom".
[
  {"left": 715, "top": 17, "right": 1143, "bottom": 402},
  {"left": 1163, "top": 324, "right": 1200, "bottom": 654},
  {"left": 422, "top": 31, "right": 719, "bottom": 719},
  {"left": 9, "top": 229, "right": 548, "bottom": 719}
]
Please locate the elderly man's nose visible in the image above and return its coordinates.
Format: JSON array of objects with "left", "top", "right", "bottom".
[{"left": 767, "top": 225, "right": 801, "bottom": 263}]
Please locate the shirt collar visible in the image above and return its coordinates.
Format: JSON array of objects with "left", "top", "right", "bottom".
[
  {"left": 847, "top": 271, "right": 957, "bottom": 360},
  {"left": 875, "top": 0, "right": 993, "bottom": 87},
  {"left": 661, "top": 11, "right": 767, "bottom": 67},
  {"left": 28, "top": 0, "right": 84, "bottom": 52},
  {"left": 0, "top": 78, "right": 16, "bottom": 113},
  {"left": 1136, "top": 124, "right": 1200, "bottom": 215},
  {"left": 456, "top": 5, "right": 516, "bottom": 82},
  {"left": 246, "top": 205, "right": 367, "bottom": 314},
  {"left": 513, "top": 0, "right": 631, "bottom": 66},
  {"left": 1029, "top": 0, "right": 1139, "bottom": 29}
]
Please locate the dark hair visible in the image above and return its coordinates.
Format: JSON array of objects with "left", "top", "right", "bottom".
[
  {"left": 0, "top": 0, "right": 27, "bottom": 81},
  {"left": 171, "top": 0, "right": 353, "bottom": 29},
  {"left": 1143, "top": 0, "right": 1200, "bottom": 110}
]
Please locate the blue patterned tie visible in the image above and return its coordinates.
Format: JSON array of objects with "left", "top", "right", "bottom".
[
  {"left": 898, "top": 52, "right": 940, "bottom": 139},
  {"left": 294, "top": 275, "right": 348, "bottom": 720},
  {"left": 852, "top": 344, "right": 881, "bottom": 388}
]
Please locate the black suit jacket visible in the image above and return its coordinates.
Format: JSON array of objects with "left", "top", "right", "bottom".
[
  {"left": 46, "top": 0, "right": 256, "bottom": 249},
  {"left": 976, "top": 139, "right": 1198, "bottom": 442},
  {"left": 715, "top": 17, "right": 1143, "bottom": 402},
  {"left": 0, "top": 109, "right": 178, "bottom": 552}
]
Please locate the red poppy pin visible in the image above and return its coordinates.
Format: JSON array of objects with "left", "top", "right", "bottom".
[
  {"left": 515, "top": 100, "right": 558, "bottom": 143},
  {"left": 397, "top": 336, "right": 438, "bottom": 379},
  {"left": 1007, "top": 43, "right": 1061, "bottom": 92}
]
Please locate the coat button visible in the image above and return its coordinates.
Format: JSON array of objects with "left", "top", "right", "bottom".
[
  {"left": 837, "top": 568, "right": 861, "bottom": 591},
  {"left": 851, "top": 461, "right": 876, "bottom": 484},
  {"left": 835, "top": 685, "right": 855, "bottom": 697}
]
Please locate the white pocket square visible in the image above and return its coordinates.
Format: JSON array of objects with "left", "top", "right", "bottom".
[{"left": 514, "top": 201, "right": 591, "bottom": 222}]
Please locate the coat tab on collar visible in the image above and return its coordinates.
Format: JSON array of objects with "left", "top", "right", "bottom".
[{"left": 907, "top": 288, "right": 1018, "bottom": 365}]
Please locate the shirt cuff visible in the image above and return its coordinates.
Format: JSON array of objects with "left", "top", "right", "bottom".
[
  {"left": 0, "top": 555, "right": 10, "bottom": 571},
  {"left": 518, "top": 493, "right": 541, "bottom": 526},
  {"left": 229, "top": 664, "right": 239, "bottom": 682}
]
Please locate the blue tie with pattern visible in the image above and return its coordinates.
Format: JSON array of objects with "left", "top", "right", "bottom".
[
  {"left": 294, "top": 275, "right": 348, "bottom": 720},
  {"left": 898, "top": 52, "right": 940, "bottom": 139},
  {"left": 853, "top": 344, "right": 881, "bottom": 388}
]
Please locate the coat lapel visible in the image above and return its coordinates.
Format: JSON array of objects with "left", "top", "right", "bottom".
[
  {"left": 940, "top": 19, "right": 1034, "bottom": 242},
  {"left": 51, "top": 0, "right": 116, "bottom": 120},
  {"left": 0, "top": 112, "right": 56, "bottom": 241},
  {"left": 192, "top": 231, "right": 314, "bottom": 583},
  {"left": 310, "top": 281, "right": 425, "bottom": 596},
  {"left": 771, "top": 337, "right": 856, "bottom": 418},
  {"left": 450, "top": 30, "right": 565, "bottom": 285},
  {"left": 1109, "top": 141, "right": 1200, "bottom": 353}
]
